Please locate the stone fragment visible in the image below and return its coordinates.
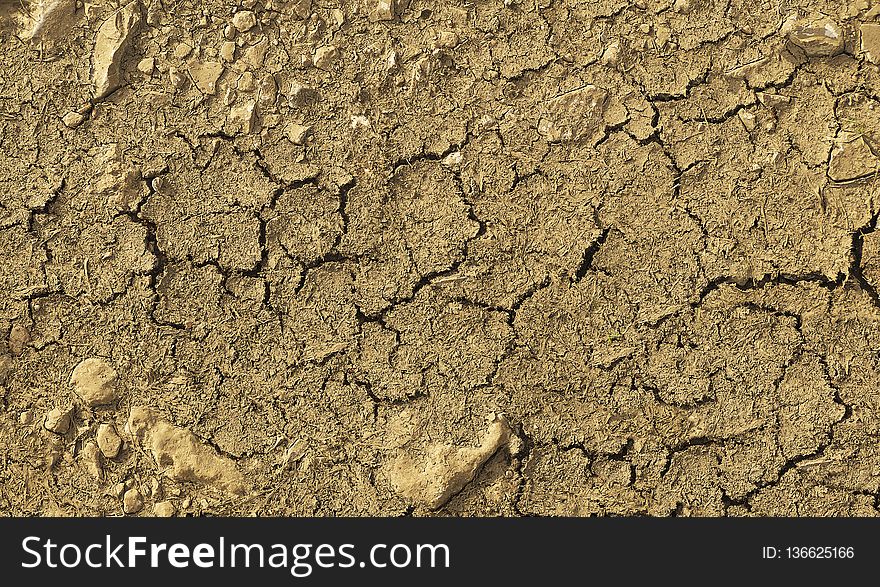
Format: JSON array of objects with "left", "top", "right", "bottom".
[
  {"left": 313, "top": 45, "right": 339, "bottom": 70},
  {"left": 173, "top": 42, "right": 192, "bottom": 59},
  {"left": 787, "top": 18, "right": 844, "bottom": 57},
  {"left": 238, "top": 71, "right": 256, "bottom": 92},
  {"left": 92, "top": 1, "right": 142, "bottom": 99},
  {"left": 96, "top": 423, "right": 122, "bottom": 458},
  {"left": 369, "top": 0, "right": 395, "bottom": 22},
  {"left": 737, "top": 109, "right": 756, "bottom": 131},
  {"left": 288, "top": 81, "right": 315, "bottom": 105},
  {"left": 95, "top": 144, "right": 147, "bottom": 212},
  {"left": 756, "top": 92, "right": 791, "bottom": 109},
  {"left": 284, "top": 122, "right": 311, "bottom": 145},
  {"left": 8, "top": 324, "right": 30, "bottom": 355},
  {"left": 62, "top": 111, "right": 86, "bottom": 128},
  {"left": 188, "top": 60, "right": 224, "bottom": 94},
  {"left": 291, "top": 0, "right": 311, "bottom": 18},
  {"left": 220, "top": 41, "right": 236, "bottom": 62},
  {"left": 228, "top": 100, "right": 257, "bottom": 134},
  {"left": 19, "top": 411, "right": 32, "bottom": 425},
  {"left": 537, "top": 85, "right": 609, "bottom": 144},
  {"left": 258, "top": 74, "right": 277, "bottom": 108},
  {"left": 828, "top": 136, "right": 880, "bottom": 182},
  {"left": 153, "top": 501, "right": 176, "bottom": 517},
  {"left": 44, "top": 406, "right": 72, "bottom": 434},
  {"left": 25, "top": 0, "right": 79, "bottom": 41},
  {"left": 232, "top": 10, "right": 256, "bottom": 32},
  {"left": 860, "top": 23, "right": 880, "bottom": 64},
  {"left": 168, "top": 66, "right": 188, "bottom": 89},
  {"left": 601, "top": 42, "right": 620, "bottom": 66},
  {"left": 385, "top": 415, "right": 512, "bottom": 509},
  {"left": 242, "top": 38, "right": 269, "bottom": 68},
  {"left": 70, "top": 358, "right": 118, "bottom": 406},
  {"left": 127, "top": 406, "right": 247, "bottom": 494},
  {"left": 80, "top": 440, "right": 103, "bottom": 479},
  {"left": 136, "top": 57, "right": 154, "bottom": 74},
  {"left": 434, "top": 31, "right": 458, "bottom": 49},
  {"left": 123, "top": 488, "right": 143, "bottom": 514}
]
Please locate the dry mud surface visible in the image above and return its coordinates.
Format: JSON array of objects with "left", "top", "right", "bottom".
[{"left": 4, "top": 0, "right": 880, "bottom": 517}]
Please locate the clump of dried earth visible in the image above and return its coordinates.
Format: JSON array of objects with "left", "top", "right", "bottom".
[{"left": 4, "top": 0, "right": 880, "bottom": 517}]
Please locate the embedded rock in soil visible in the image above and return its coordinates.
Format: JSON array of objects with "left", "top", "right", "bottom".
[
  {"left": 786, "top": 17, "right": 844, "bottom": 57},
  {"left": 91, "top": 1, "right": 142, "bottom": 99},
  {"left": 537, "top": 85, "right": 609, "bottom": 144},
  {"left": 70, "top": 358, "right": 118, "bottom": 406},
  {"left": 828, "top": 136, "right": 880, "bottom": 182},
  {"left": 861, "top": 231, "right": 880, "bottom": 290},
  {"left": 80, "top": 440, "right": 103, "bottom": 479},
  {"left": 123, "top": 488, "right": 143, "bottom": 514},
  {"left": 44, "top": 406, "right": 72, "bottom": 434},
  {"left": 153, "top": 501, "right": 176, "bottom": 517},
  {"left": 96, "top": 423, "right": 122, "bottom": 458},
  {"left": 94, "top": 144, "right": 147, "bottom": 212},
  {"left": 861, "top": 23, "right": 880, "bottom": 64},
  {"left": 385, "top": 415, "right": 512, "bottom": 509},
  {"left": 126, "top": 406, "right": 247, "bottom": 495},
  {"left": 24, "top": 0, "right": 78, "bottom": 41}
]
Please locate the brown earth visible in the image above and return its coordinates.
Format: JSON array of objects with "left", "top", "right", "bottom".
[{"left": 2, "top": 0, "right": 880, "bottom": 517}]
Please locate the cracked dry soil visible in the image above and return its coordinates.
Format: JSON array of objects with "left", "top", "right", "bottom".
[{"left": 4, "top": 0, "right": 880, "bottom": 517}]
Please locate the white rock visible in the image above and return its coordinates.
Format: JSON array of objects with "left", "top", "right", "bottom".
[{"left": 61, "top": 111, "right": 85, "bottom": 128}]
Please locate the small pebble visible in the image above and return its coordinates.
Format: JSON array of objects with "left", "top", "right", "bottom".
[
  {"left": 434, "top": 31, "right": 458, "bottom": 49},
  {"left": 787, "top": 18, "right": 844, "bottom": 57},
  {"left": 96, "top": 423, "right": 122, "bottom": 458},
  {"left": 44, "top": 406, "right": 72, "bottom": 434},
  {"left": 19, "top": 411, "right": 32, "bottom": 425},
  {"left": 80, "top": 440, "right": 103, "bottom": 479},
  {"left": 737, "top": 110, "right": 757, "bottom": 131},
  {"left": 238, "top": 71, "right": 256, "bottom": 92},
  {"left": 285, "top": 123, "right": 312, "bottom": 145},
  {"left": 137, "top": 57, "right": 155, "bottom": 74},
  {"left": 153, "top": 501, "right": 176, "bottom": 517},
  {"left": 8, "top": 324, "right": 30, "bottom": 355},
  {"left": 601, "top": 42, "right": 620, "bottom": 67},
  {"left": 70, "top": 357, "right": 118, "bottom": 406},
  {"left": 232, "top": 10, "right": 256, "bottom": 33},
  {"left": 220, "top": 41, "right": 236, "bottom": 62},
  {"left": 123, "top": 489, "right": 144, "bottom": 514},
  {"left": 369, "top": 0, "right": 395, "bottom": 22},
  {"left": 313, "top": 45, "right": 339, "bottom": 70},
  {"left": 173, "top": 42, "right": 192, "bottom": 59},
  {"left": 168, "top": 66, "right": 188, "bottom": 89},
  {"left": 62, "top": 111, "right": 85, "bottom": 128}
]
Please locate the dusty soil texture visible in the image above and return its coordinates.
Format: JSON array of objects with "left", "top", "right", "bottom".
[{"left": 4, "top": 0, "right": 880, "bottom": 517}]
